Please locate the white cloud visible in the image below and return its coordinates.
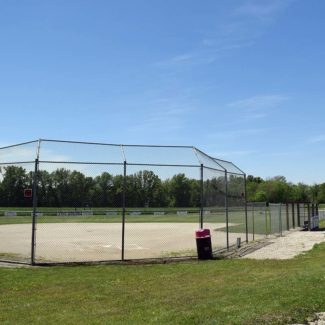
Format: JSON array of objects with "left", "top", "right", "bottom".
[
  {"left": 169, "top": 54, "right": 194, "bottom": 64},
  {"left": 213, "top": 149, "right": 257, "bottom": 158},
  {"left": 233, "top": 0, "right": 294, "bottom": 21},
  {"left": 308, "top": 135, "right": 325, "bottom": 143},
  {"left": 0, "top": 145, "right": 38, "bottom": 163},
  {"left": 155, "top": 1, "right": 295, "bottom": 73},
  {"left": 228, "top": 95, "right": 289, "bottom": 110},
  {"left": 208, "top": 128, "right": 267, "bottom": 140},
  {"left": 128, "top": 105, "right": 192, "bottom": 136},
  {"left": 146, "top": 107, "right": 188, "bottom": 129},
  {"left": 227, "top": 94, "right": 290, "bottom": 122},
  {"left": 155, "top": 52, "right": 216, "bottom": 68},
  {"left": 38, "top": 149, "right": 71, "bottom": 162}
]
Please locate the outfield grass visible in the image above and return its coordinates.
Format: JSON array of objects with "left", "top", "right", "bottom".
[
  {"left": 1, "top": 242, "right": 325, "bottom": 324},
  {"left": 1, "top": 205, "right": 305, "bottom": 236},
  {"left": 0, "top": 213, "right": 203, "bottom": 224},
  {"left": 0, "top": 206, "right": 279, "bottom": 236}
]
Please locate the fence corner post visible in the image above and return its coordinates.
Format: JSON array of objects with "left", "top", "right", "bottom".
[
  {"left": 225, "top": 170, "right": 229, "bottom": 250},
  {"left": 31, "top": 158, "right": 39, "bottom": 265},
  {"left": 200, "top": 164, "right": 204, "bottom": 229},
  {"left": 244, "top": 174, "right": 248, "bottom": 243},
  {"left": 121, "top": 160, "right": 127, "bottom": 261}
]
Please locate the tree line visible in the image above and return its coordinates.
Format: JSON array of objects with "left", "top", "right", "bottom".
[
  {"left": 246, "top": 175, "right": 325, "bottom": 203},
  {"left": 0, "top": 166, "right": 244, "bottom": 208},
  {"left": 1, "top": 166, "right": 322, "bottom": 208}
]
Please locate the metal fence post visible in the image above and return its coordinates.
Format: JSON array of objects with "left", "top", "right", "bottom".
[
  {"left": 200, "top": 164, "right": 204, "bottom": 229},
  {"left": 31, "top": 158, "right": 39, "bottom": 265},
  {"left": 265, "top": 203, "right": 268, "bottom": 236},
  {"left": 307, "top": 203, "right": 311, "bottom": 231},
  {"left": 269, "top": 204, "right": 272, "bottom": 235},
  {"left": 310, "top": 203, "right": 315, "bottom": 230},
  {"left": 225, "top": 170, "right": 229, "bottom": 250},
  {"left": 121, "top": 161, "right": 127, "bottom": 261},
  {"left": 252, "top": 203, "right": 255, "bottom": 241},
  {"left": 286, "top": 203, "right": 289, "bottom": 231},
  {"left": 244, "top": 174, "right": 248, "bottom": 243},
  {"left": 293, "top": 203, "right": 296, "bottom": 228},
  {"left": 279, "top": 203, "right": 282, "bottom": 236}
]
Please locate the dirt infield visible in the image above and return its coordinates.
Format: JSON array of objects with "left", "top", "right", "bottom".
[
  {"left": 0, "top": 222, "right": 251, "bottom": 262},
  {"left": 2, "top": 222, "right": 320, "bottom": 263}
]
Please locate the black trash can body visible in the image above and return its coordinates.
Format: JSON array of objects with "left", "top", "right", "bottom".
[{"left": 195, "top": 229, "right": 213, "bottom": 260}]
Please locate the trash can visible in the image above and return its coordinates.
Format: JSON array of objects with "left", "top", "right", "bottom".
[{"left": 195, "top": 229, "right": 212, "bottom": 260}]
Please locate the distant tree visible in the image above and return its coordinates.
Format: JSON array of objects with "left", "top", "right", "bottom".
[
  {"left": 112, "top": 174, "right": 124, "bottom": 207},
  {"left": 37, "top": 170, "right": 56, "bottom": 207},
  {"left": 51, "top": 168, "right": 71, "bottom": 207},
  {"left": 132, "top": 170, "right": 165, "bottom": 207},
  {"left": 68, "top": 171, "right": 93, "bottom": 207},
  {"left": 310, "top": 184, "right": 320, "bottom": 202},
  {"left": 0, "top": 166, "right": 29, "bottom": 206},
  {"left": 167, "top": 174, "right": 192, "bottom": 207},
  {"left": 92, "top": 172, "right": 115, "bottom": 207},
  {"left": 227, "top": 174, "right": 245, "bottom": 206},
  {"left": 246, "top": 175, "right": 264, "bottom": 201},
  {"left": 258, "top": 177, "right": 291, "bottom": 203},
  {"left": 291, "top": 183, "right": 310, "bottom": 202},
  {"left": 203, "top": 176, "right": 225, "bottom": 207},
  {"left": 189, "top": 179, "right": 201, "bottom": 207},
  {"left": 316, "top": 183, "right": 325, "bottom": 203},
  {"left": 254, "top": 190, "right": 267, "bottom": 202}
]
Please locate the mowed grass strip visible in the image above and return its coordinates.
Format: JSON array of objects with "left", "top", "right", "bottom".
[
  {"left": 0, "top": 207, "right": 250, "bottom": 232},
  {"left": 0, "top": 207, "right": 204, "bottom": 224},
  {"left": 1, "top": 241, "right": 325, "bottom": 324}
]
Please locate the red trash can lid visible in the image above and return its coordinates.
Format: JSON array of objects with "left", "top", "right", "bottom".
[{"left": 195, "top": 229, "right": 211, "bottom": 238}]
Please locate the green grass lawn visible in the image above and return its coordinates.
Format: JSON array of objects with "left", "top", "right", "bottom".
[
  {"left": 1, "top": 242, "right": 325, "bottom": 324},
  {"left": 319, "top": 218, "right": 325, "bottom": 228},
  {"left": 0, "top": 206, "right": 232, "bottom": 226},
  {"left": 0, "top": 206, "right": 309, "bottom": 237}
]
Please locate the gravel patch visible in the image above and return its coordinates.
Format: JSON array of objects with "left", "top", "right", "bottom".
[
  {"left": 243, "top": 229, "right": 325, "bottom": 260},
  {"left": 291, "top": 312, "right": 325, "bottom": 325}
]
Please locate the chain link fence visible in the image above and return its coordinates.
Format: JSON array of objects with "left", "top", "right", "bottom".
[
  {"left": 0, "top": 139, "right": 243, "bottom": 264},
  {"left": 319, "top": 209, "right": 325, "bottom": 220},
  {"left": 0, "top": 139, "right": 320, "bottom": 265},
  {"left": 247, "top": 202, "right": 267, "bottom": 241},
  {"left": 246, "top": 202, "right": 319, "bottom": 240}
]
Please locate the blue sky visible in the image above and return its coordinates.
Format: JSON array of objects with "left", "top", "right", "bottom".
[{"left": 1, "top": 0, "right": 325, "bottom": 184}]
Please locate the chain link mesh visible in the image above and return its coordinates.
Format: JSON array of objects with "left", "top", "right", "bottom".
[
  {"left": 202, "top": 167, "right": 227, "bottom": 251},
  {"left": 0, "top": 161, "right": 35, "bottom": 263},
  {"left": 3, "top": 139, "right": 316, "bottom": 264}
]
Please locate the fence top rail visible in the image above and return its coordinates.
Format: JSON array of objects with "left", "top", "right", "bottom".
[
  {"left": 0, "top": 139, "right": 245, "bottom": 176},
  {"left": 0, "top": 140, "right": 39, "bottom": 150},
  {"left": 193, "top": 147, "right": 227, "bottom": 171},
  {"left": 40, "top": 138, "right": 193, "bottom": 149},
  {"left": 0, "top": 161, "right": 35, "bottom": 165},
  {"left": 213, "top": 158, "right": 245, "bottom": 175},
  {"left": 202, "top": 165, "right": 231, "bottom": 174}
]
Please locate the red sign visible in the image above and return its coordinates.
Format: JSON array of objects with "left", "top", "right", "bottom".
[{"left": 24, "top": 189, "right": 33, "bottom": 198}]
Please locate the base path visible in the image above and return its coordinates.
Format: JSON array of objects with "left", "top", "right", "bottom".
[{"left": 0, "top": 222, "right": 250, "bottom": 263}]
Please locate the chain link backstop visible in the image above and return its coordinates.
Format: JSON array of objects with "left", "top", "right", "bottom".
[{"left": 0, "top": 139, "right": 318, "bottom": 265}]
